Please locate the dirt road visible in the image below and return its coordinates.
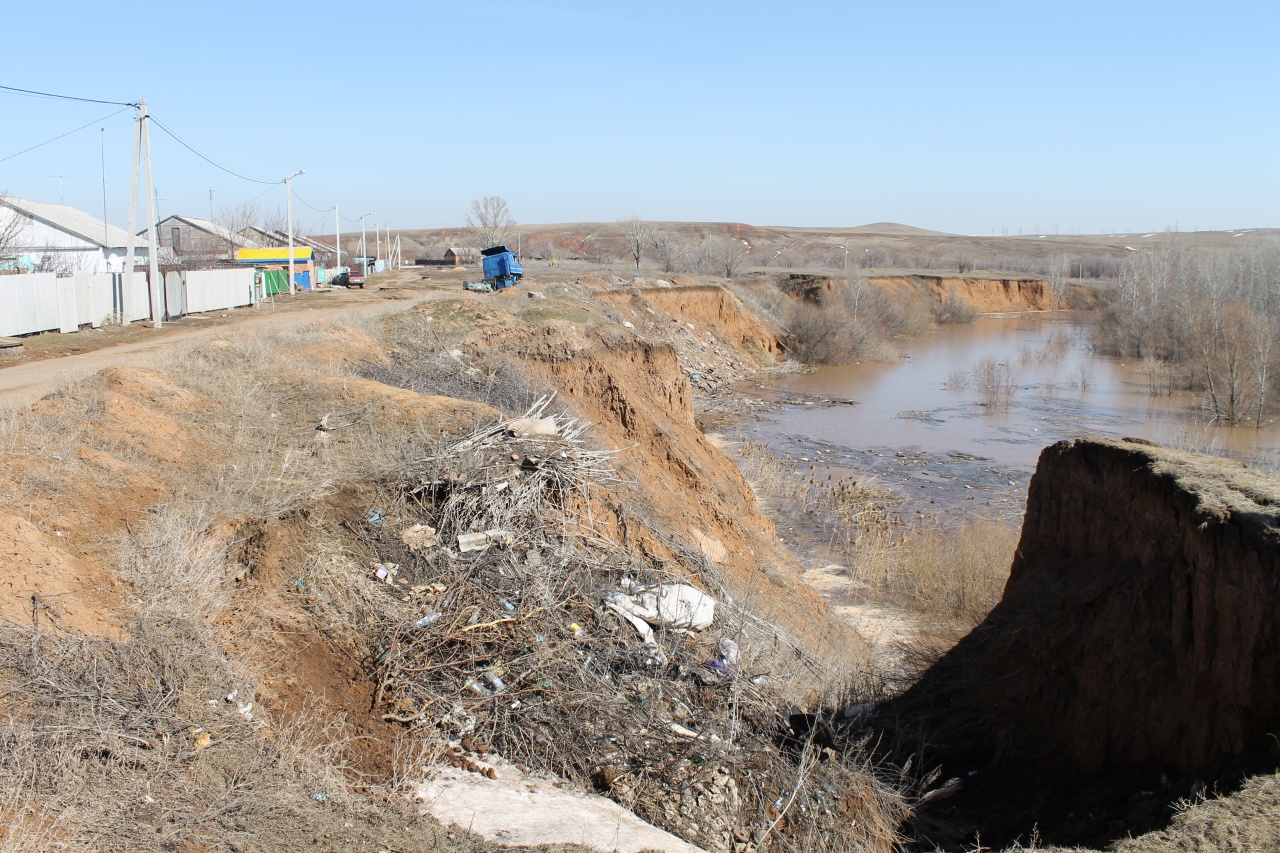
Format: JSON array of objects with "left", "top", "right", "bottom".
[{"left": 0, "top": 276, "right": 443, "bottom": 408}]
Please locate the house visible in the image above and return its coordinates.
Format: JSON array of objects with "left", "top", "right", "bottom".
[
  {"left": 0, "top": 197, "right": 144, "bottom": 274},
  {"left": 234, "top": 246, "right": 315, "bottom": 292},
  {"left": 147, "top": 215, "right": 258, "bottom": 265},
  {"left": 237, "top": 226, "right": 341, "bottom": 267},
  {"left": 443, "top": 247, "right": 481, "bottom": 266}
]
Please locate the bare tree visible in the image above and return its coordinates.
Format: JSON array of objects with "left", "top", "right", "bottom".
[
  {"left": 1047, "top": 254, "right": 1072, "bottom": 305},
  {"left": 617, "top": 214, "right": 651, "bottom": 270},
  {"left": 650, "top": 227, "right": 687, "bottom": 273},
  {"left": 466, "top": 196, "right": 515, "bottom": 249},
  {"left": 219, "top": 201, "right": 262, "bottom": 252},
  {"left": 0, "top": 193, "right": 27, "bottom": 267},
  {"left": 707, "top": 234, "right": 750, "bottom": 279}
]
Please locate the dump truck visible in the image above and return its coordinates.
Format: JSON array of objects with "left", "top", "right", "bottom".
[{"left": 480, "top": 245, "right": 523, "bottom": 289}]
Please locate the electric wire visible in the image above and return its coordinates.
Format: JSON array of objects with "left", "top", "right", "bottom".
[
  {"left": 149, "top": 116, "right": 281, "bottom": 185},
  {"left": 291, "top": 188, "right": 334, "bottom": 214},
  {"left": 0, "top": 106, "right": 132, "bottom": 164},
  {"left": 216, "top": 183, "right": 282, "bottom": 221},
  {"left": 0, "top": 84, "right": 137, "bottom": 108}
]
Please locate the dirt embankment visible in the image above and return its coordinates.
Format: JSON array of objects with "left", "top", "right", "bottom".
[
  {"left": 885, "top": 438, "right": 1280, "bottom": 845},
  {"left": 870, "top": 274, "right": 1067, "bottom": 312},
  {"left": 463, "top": 288, "right": 853, "bottom": 655},
  {"left": 783, "top": 272, "right": 1097, "bottom": 314}
]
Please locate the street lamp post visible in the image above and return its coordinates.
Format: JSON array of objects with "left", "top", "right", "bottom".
[
  {"left": 285, "top": 169, "right": 304, "bottom": 295},
  {"left": 359, "top": 212, "right": 372, "bottom": 268}
]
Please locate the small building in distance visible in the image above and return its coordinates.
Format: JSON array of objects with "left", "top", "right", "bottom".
[
  {"left": 237, "top": 226, "right": 341, "bottom": 267},
  {"left": 0, "top": 197, "right": 143, "bottom": 274},
  {"left": 148, "top": 215, "right": 258, "bottom": 266},
  {"left": 234, "top": 246, "right": 315, "bottom": 292},
  {"left": 443, "top": 247, "right": 481, "bottom": 266}
]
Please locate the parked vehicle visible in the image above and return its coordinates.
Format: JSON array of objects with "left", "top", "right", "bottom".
[
  {"left": 480, "top": 245, "right": 522, "bottom": 289},
  {"left": 346, "top": 261, "right": 367, "bottom": 288}
]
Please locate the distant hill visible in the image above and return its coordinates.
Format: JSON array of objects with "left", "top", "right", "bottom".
[{"left": 316, "top": 220, "right": 1278, "bottom": 282}]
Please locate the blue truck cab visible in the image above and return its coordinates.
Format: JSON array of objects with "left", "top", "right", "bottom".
[{"left": 480, "top": 245, "right": 523, "bottom": 289}]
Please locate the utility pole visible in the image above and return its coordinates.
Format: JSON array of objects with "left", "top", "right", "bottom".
[
  {"left": 386, "top": 220, "right": 395, "bottom": 267},
  {"left": 334, "top": 203, "right": 341, "bottom": 272},
  {"left": 140, "top": 99, "right": 161, "bottom": 328},
  {"left": 359, "top": 212, "right": 371, "bottom": 262},
  {"left": 209, "top": 189, "right": 216, "bottom": 222},
  {"left": 285, "top": 170, "right": 304, "bottom": 295},
  {"left": 100, "top": 129, "right": 109, "bottom": 250},
  {"left": 124, "top": 108, "right": 141, "bottom": 326},
  {"left": 50, "top": 175, "right": 73, "bottom": 205}
]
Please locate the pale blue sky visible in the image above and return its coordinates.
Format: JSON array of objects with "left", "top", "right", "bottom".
[{"left": 1, "top": 1, "right": 1275, "bottom": 235}]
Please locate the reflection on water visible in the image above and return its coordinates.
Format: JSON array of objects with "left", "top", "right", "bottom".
[{"left": 744, "top": 315, "right": 1280, "bottom": 475}]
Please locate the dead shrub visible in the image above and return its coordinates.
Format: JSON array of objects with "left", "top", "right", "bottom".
[
  {"left": 933, "top": 288, "right": 977, "bottom": 324},
  {"left": 860, "top": 519, "right": 1018, "bottom": 627}
]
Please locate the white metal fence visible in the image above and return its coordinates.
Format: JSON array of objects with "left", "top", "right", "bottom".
[
  {"left": 183, "top": 269, "right": 253, "bottom": 315},
  {"left": 0, "top": 268, "right": 254, "bottom": 338}
]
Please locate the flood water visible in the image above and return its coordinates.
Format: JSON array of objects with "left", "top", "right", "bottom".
[{"left": 732, "top": 314, "right": 1280, "bottom": 517}]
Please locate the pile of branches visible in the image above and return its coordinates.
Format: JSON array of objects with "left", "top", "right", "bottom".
[{"left": 358, "top": 398, "right": 915, "bottom": 852}]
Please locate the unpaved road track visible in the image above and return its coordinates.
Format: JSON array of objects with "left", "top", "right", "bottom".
[{"left": 0, "top": 285, "right": 433, "bottom": 409}]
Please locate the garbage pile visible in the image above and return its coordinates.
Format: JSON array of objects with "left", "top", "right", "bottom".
[{"left": 358, "top": 396, "right": 910, "bottom": 852}]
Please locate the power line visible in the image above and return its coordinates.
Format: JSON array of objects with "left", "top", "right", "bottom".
[
  {"left": 0, "top": 83, "right": 137, "bottom": 108},
  {"left": 214, "top": 183, "right": 281, "bottom": 221},
  {"left": 0, "top": 106, "right": 132, "bottom": 164},
  {"left": 291, "top": 187, "right": 333, "bottom": 214},
  {"left": 149, "top": 116, "right": 281, "bottom": 185}
]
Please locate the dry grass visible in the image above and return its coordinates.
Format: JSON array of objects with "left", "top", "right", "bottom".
[
  {"left": 861, "top": 519, "right": 1019, "bottom": 627},
  {"left": 733, "top": 441, "right": 1017, "bottom": 628},
  {"left": 0, "top": 310, "right": 931, "bottom": 852}
]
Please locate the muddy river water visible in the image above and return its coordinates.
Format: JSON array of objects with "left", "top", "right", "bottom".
[{"left": 731, "top": 314, "right": 1280, "bottom": 520}]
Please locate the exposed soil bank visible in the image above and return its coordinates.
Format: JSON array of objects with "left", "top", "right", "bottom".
[
  {"left": 780, "top": 272, "right": 1099, "bottom": 314},
  {"left": 882, "top": 438, "right": 1280, "bottom": 847}
]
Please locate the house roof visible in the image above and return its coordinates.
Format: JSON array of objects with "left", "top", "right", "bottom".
[
  {"left": 238, "top": 226, "right": 337, "bottom": 254},
  {"left": 445, "top": 246, "right": 481, "bottom": 256},
  {"left": 235, "top": 247, "right": 313, "bottom": 263},
  {"left": 1, "top": 197, "right": 133, "bottom": 249},
  {"left": 150, "top": 215, "right": 259, "bottom": 249}
]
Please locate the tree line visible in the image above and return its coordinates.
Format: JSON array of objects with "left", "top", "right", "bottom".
[{"left": 1094, "top": 236, "right": 1280, "bottom": 425}]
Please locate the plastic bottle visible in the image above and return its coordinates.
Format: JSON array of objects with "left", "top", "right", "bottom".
[{"left": 412, "top": 612, "right": 441, "bottom": 629}]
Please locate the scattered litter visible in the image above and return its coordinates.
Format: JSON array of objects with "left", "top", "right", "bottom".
[
  {"left": 412, "top": 612, "right": 442, "bottom": 629},
  {"left": 505, "top": 417, "right": 559, "bottom": 439},
  {"left": 311, "top": 792, "right": 329, "bottom": 802},
  {"left": 402, "top": 523, "right": 439, "bottom": 552},
  {"left": 669, "top": 722, "right": 699, "bottom": 739},
  {"left": 608, "top": 582, "right": 717, "bottom": 635},
  {"left": 458, "top": 529, "right": 514, "bottom": 553},
  {"left": 706, "top": 637, "right": 740, "bottom": 675},
  {"left": 365, "top": 509, "right": 385, "bottom": 525}
]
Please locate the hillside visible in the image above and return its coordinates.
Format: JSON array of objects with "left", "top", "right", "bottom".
[
  {"left": 322, "top": 220, "right": 1280, "bottom": 284},
  {"left": 0, "top": 268, "right": 1277, "bottom": 852}
]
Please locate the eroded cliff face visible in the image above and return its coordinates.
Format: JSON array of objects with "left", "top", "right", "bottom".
[{"left": 893, "top": 438, "right": 1280, "bottom": 776}]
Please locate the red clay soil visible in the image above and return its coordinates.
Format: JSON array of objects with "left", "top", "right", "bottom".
[{"left": 883, "top": 438, "right": 1280, "bottom": 848}]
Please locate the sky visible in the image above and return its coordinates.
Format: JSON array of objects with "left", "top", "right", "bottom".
[{"left": 0, "top": 1, "right": 1276, "bottom": 236}]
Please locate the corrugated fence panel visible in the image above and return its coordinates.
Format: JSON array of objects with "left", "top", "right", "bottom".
[
  {"left": 0, "top": 273, "right": 59, "bottom": 336},
  {"left": 123, "top": 273, "right": 152, "bottom": 323},
  {"left": 85, "top": 274, "right": 113, "bottom": 327},
  {"left": 184, "top": 269, "right": 254, "bottom": 314},
  {"left": 57, "top": 276, "right": 78, "bottom": 333}
]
